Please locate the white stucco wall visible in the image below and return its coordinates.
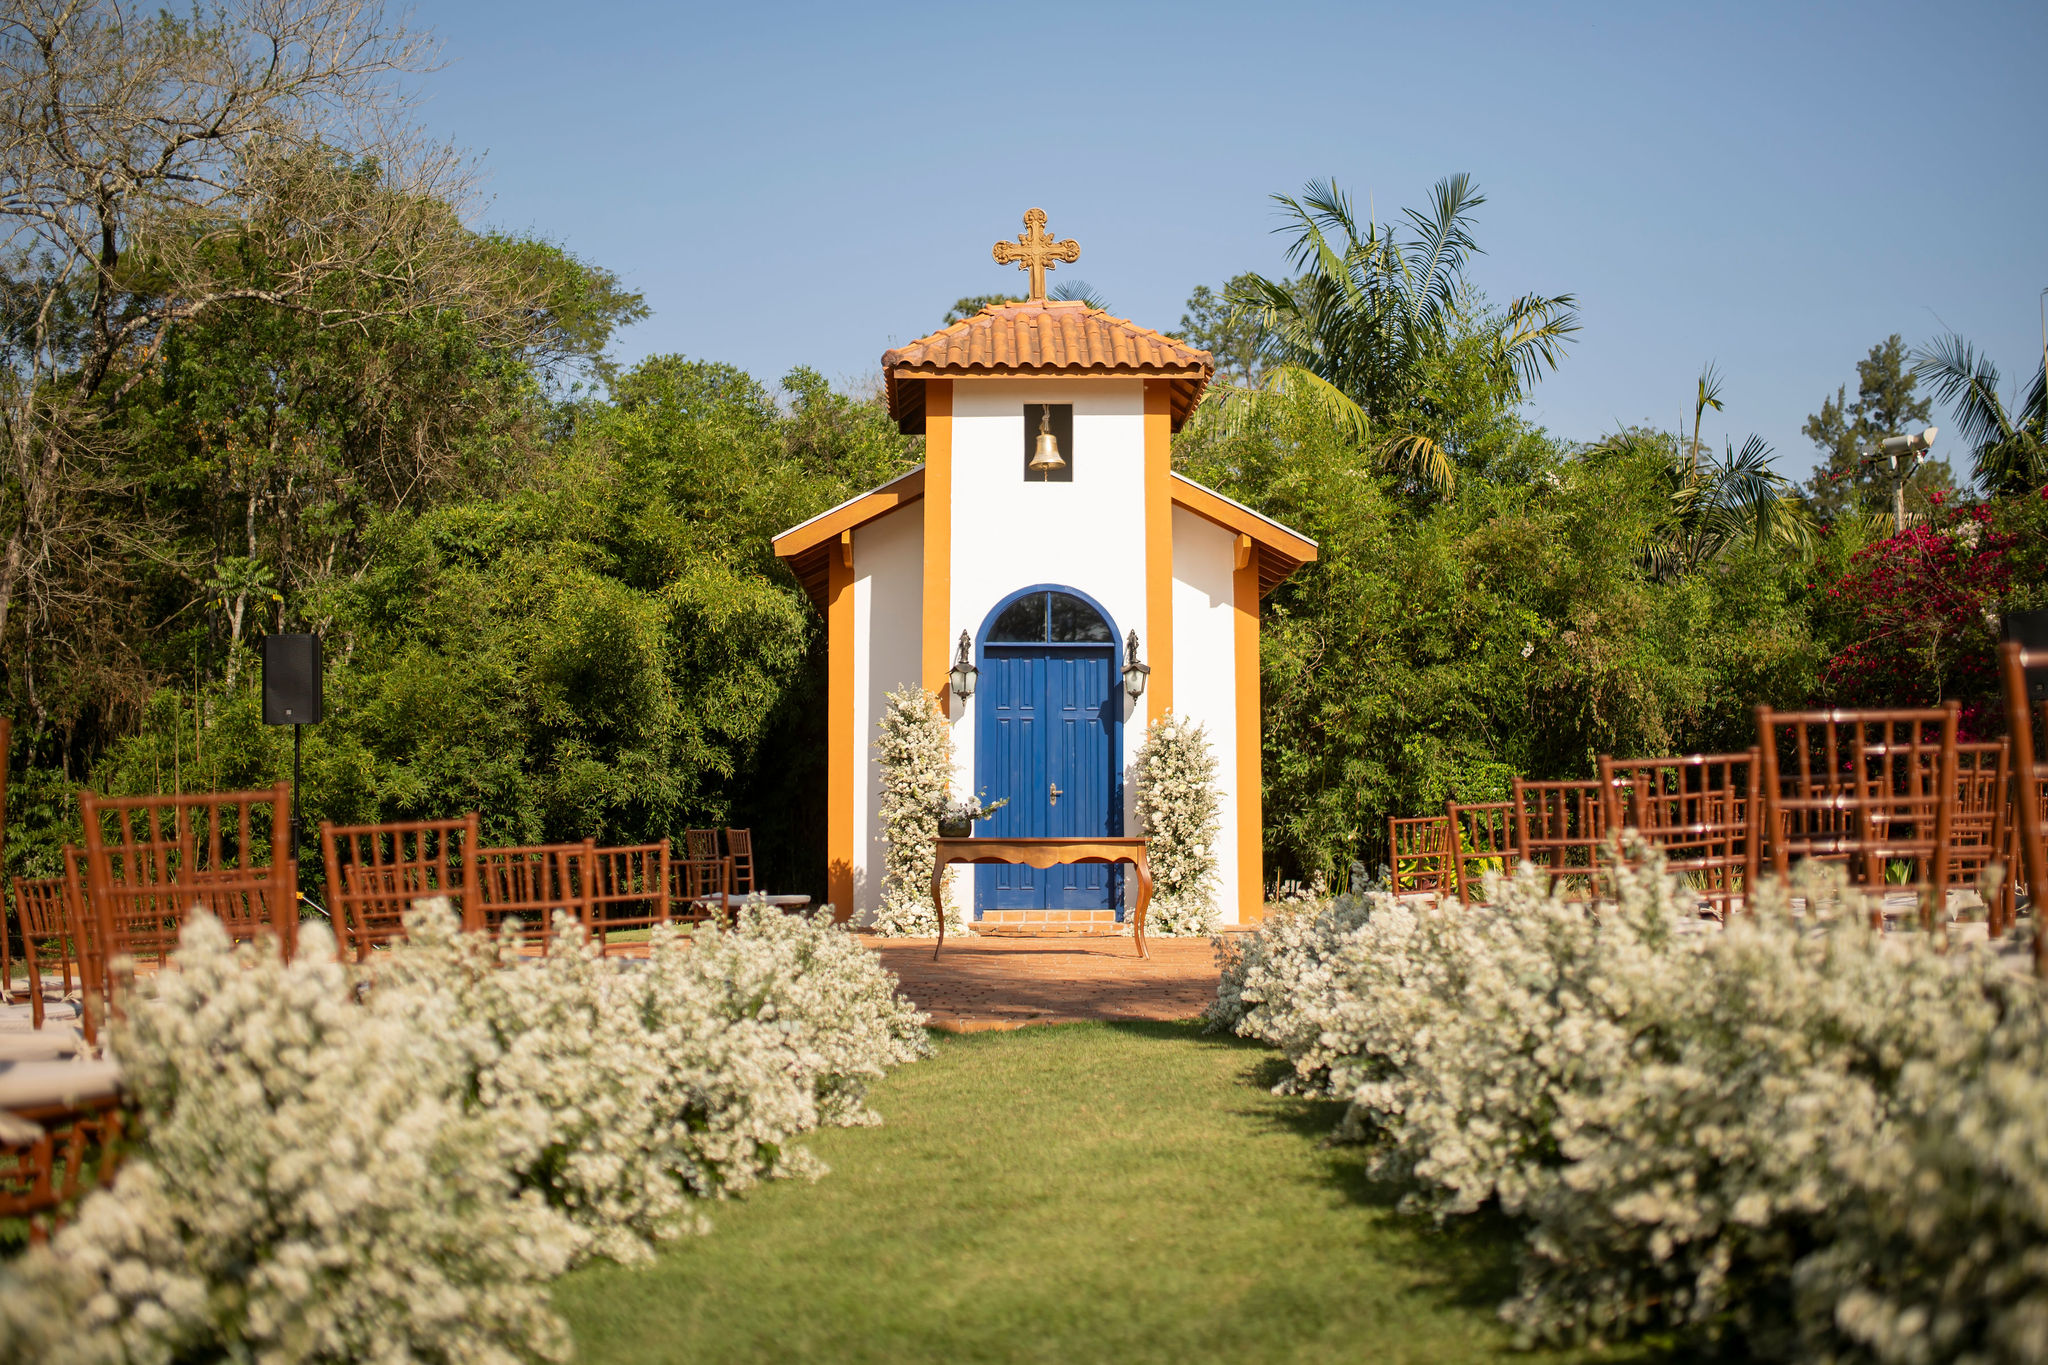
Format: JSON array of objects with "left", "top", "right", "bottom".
[
  {"left": 944, "top": 379, "right": 1151, "bottom": 839},
  {"left": 851, "top": 504, "right": 923, "bottom": 923},
  {"left": 1171, "top": 505, "right": 1243, "bottom": 923}
]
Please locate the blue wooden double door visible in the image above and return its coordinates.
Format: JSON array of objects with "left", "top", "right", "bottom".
[{"left": 974, "top": 591, "right": 1123, "bottom": 914}]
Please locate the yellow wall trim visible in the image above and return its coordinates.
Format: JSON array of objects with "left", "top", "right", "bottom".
[
  {"left": 1233, "top": 544, "right": 1263, "bottom": 921},
  {"left": 827, "top": 547, "right": 856, "bottom": 921},
  {"left": 922, "top": 380, "right": 954, "bottom": 713},
  {"left": 1144, "top": 378, "right": 1174, "bottom": 721}
]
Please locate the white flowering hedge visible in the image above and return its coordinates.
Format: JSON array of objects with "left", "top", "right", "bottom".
[
  {"left": 872, "top": 685, "right": 969, "bottom": 937},
  {"left": 0, "top": 900, "right": 929, "bottom": 1364},
  {"left": 1211, "top": 858, "right": 2048, "bottom": 1361},
  {"left": 1132, "top": 713, "right": 1221, "bottom": 936}
]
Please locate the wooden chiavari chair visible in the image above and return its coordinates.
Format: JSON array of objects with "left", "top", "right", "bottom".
[
  {"left": 79, "top": 784, "right": 300, "bottom": 974},
  {"left": 1387, "top": 814, "right": 1454, "bottom": 896},
  {"left": 0, "top": 1058, "right": 122, "bottom": 1238},
  {"left": 1996, "top": 735, "right": 2046, "bottom": 940},
  {"left": 1999, "top": 642, "right": 2048, "bottom": 975},
  {"left": 473, "top": 841, "right": 596, "bottom": 949},
  {"left": 684, "top": 829, "right": 719, "bottom": 863},
  {"left": 1946, "top": 740, "right": 2009, "bottom": 931},
  {"left": 1511, "top": 778, "right": 1608, "bottom": 901},
  {"left": 722, "top": 828, "right": 756, "bottom": 897},
  {"left": 50, "top": 848, "right": 103, "bottom": 1045},
  {"left": 321, "top": 814, "right": 479, "bottom": 961},
  {"left": 670, "top": 856, "right": 734, "bottom": 928},
  {"left": 1447, "top": 799, "right": 1515, "bottom": 906},
  {"left": 586, "top": 840, "right": 672, "bottom": 948},
  {"left": 8, "top": 871, "right": 81, "bottom": 1031},
  {"left": 1749, "top": 704, "right": 1959, "bottom": 930},
  {"left": 1598, "top": 750, "right": 1757, "bottom": 918}
]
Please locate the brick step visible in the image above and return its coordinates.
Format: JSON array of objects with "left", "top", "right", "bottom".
[{"left": 976, "top": 910, "right": 1121, "bottom": 929}]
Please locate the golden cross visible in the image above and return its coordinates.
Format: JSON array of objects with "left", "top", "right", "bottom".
[{"left": 991, "top": 208, "right": 1080, "bottom": 302}]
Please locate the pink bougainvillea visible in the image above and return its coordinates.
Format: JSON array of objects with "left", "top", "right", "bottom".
[{"left": 1820, "top": 505, "right": 2014, "bottom": 735}]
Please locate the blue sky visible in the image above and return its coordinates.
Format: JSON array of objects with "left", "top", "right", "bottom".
[{"left": 421, "top": 0, "right": 2047, "bottom": 481}]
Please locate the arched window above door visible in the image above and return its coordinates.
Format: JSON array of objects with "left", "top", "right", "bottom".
[{"left": 986, "top": 591, "right": 1113, "bottom": 644}]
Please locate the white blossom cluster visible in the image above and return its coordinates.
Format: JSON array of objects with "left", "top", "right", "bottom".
[
  {"left": 871, "top": 685, "right": 968, "bottom": 937},
  {"left": 1212, "top": 857, "right": 2048, "bottom": 1361},
  {"left": 1132, "top": 713, "right": 1221, "bottom": 936},
  {"left": 0, "top": 899, "right": 929, "bottom": 1363}
]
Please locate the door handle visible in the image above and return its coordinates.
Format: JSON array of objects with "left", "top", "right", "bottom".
[{"left": 1049, "top": 782, "right": 1062, "bottom": 807}]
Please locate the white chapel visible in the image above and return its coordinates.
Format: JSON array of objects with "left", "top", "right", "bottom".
[{"left": 773, "top": 210, "right": 1316, "bottom": 928}]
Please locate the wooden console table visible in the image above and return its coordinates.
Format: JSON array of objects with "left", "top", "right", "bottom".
[{"left": 930, "top": 837, "right": 1152, "bottom": 961}]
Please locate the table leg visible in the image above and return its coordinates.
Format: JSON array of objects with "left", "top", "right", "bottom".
[
  {"left": 931, "top": 859, "right": 948, "bottom": 961},
  {"left": 1130, "top": 856, "right": 1151, "bottom": 958}
]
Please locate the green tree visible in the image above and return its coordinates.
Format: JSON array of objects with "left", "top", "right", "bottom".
[
  {"left": 1177, "top": 275, "right": 1282, "bottom": 385},
  {"left": 1605, "top": 366, "right": 1814, "bottom": 579},
  {"left": 1218, "top": 175, "right": 1578, "bottom": 494},
  {"left": 1174, "top": 397, "right": 1817, "bottom": 884},
  {"left": 1800, "top": 335, "right": 1950, "bottom": 518},
  {"left": 1911, "top": 332, "right": 2048, "bottom": 496},
  {"left": 941, "top": 280, "right": 1101, "bottom": 325},
  {"left": 942, "top": 294, "right": 1019, "bottom": 325},
  {"left": 70, "top": 357, "right": 923, "bottom": 899}
]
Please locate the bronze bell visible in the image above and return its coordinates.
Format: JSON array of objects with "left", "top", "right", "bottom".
[{"left": 1028, "top": 406, "right": 1065, "bottom": 477}]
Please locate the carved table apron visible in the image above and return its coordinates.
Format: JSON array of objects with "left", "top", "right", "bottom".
[{"left": 929, "top": 837, "right": 1152, "bottom": 960}]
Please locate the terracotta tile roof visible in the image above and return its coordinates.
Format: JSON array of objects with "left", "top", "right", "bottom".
[{"left": 883, "top": 300, "right": 1213, "bottom": 434}]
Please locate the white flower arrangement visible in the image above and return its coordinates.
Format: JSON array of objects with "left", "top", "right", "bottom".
[
  {"left": 1132, "top": 712, "right": 1221, "bottom": 936},
  {"left": 1213, "top": 852, "right": 2048, "bottom": 1360},
  {"left": 871, "top": 685, "right": 970, "bottom": 937},
  {"left": 938, "top": 791, "right": 1006, "bottom": 837},
  {"left": 0, "top": 899, "right": 929, "bottom": 1363}
]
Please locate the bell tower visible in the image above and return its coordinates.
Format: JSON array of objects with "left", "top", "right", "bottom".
[{"left": 773, "top": 210, "right": 1316, "bottom": 929}]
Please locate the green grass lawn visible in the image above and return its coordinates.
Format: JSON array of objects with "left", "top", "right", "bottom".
[{"left": 554, "top": 1021, "right": 1633, "bottom": 1364}]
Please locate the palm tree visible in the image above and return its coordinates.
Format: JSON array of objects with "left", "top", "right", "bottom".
[
  {"left": 1216, "top": 174, "right": 1578, "bottom": 494},
  {"left": 1048, "top": 279, "right": 1108, "bottom": 310},
  {"left": 1911, "top": 334, "right": 2048, "bottom": 496},
  {"left": 1602, "top": 366, "right": 1814, "bottom": 578}
]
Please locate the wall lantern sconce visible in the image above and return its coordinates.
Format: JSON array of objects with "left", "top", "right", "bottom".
[
  {"left": 949, "top": 630, "right": 979, "bottom": 701},
  {"left": 1121, "top": 629, "right": 1150, "bottom": 699}
]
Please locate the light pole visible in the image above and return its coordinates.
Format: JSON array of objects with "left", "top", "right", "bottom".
[{"left": 1863, "top": 426, "right": 1938, "bottom": 535}]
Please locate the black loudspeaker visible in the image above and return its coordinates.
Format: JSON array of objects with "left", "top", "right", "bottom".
[{"left": 261, "top": 633, "right": 323, "bottom": 725}]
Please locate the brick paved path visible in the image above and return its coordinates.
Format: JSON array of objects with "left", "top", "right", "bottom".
[{"left": 860, "top": 932, "right": 1228, "bottom": 1032}]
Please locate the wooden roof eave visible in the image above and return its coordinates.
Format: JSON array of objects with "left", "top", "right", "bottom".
[
  {"left": 771, "top": 467, "right": 927, "bottom": 613},
  {"left": 1169, "top": 473, "right": 1319, "bottom": 597}
]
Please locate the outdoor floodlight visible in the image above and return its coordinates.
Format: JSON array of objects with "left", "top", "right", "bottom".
[{"left": 1879, "top": 427, "right": 1939, "bottom": 458}]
